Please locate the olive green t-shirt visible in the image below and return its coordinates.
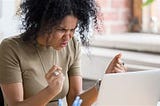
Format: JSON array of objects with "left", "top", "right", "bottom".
[{"left": 0, "top": 34, "right": 82, "bottom": 106}]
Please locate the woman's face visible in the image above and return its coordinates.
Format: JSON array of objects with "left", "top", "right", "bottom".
[{"left": 48, "top": 15, "right": 78, "bottom": 50}]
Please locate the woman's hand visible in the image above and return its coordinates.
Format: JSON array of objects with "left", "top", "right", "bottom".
[
  {"left": 45, "top": 65, "right": 65, "bottom": 95},
  {"left": 105, "top": 53, "right": 127, "bottom": 74}
]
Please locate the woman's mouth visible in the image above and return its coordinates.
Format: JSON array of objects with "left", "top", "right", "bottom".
[{"left": 60, "top": 41, "right": 68, "bottom": 47}]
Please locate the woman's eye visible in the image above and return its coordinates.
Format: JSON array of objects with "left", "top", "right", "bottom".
[{"left": 71, "top": 29, "right": 75, "bottom": 32}]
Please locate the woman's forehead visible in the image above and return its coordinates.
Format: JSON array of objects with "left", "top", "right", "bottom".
[{"left": 57, "top": 15, "right": 78, "bottom": 27}]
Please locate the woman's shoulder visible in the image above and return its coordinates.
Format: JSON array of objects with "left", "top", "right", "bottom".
[
  {"left": 0, "top": 34, "right": 23, "bottom": 48},
  {"left": 0, "top": 34, "right": 25, "bottom": 54}
]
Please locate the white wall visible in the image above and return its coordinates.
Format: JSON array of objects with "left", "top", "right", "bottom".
[{"left": 0, "top": 0, "right": 20, "bottom": 40}]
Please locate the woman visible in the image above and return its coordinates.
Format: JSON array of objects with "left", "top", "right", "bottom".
[{"left": 0, "top": 0, "right": 126, "bottom": 106}]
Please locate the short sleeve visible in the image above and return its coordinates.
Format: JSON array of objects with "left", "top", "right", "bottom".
[
  {"left": 68, "top": 38, "right": 82, "bottom": 76},
  {"left": 0, "top": 39, "right": 22, "bottom": 84}
]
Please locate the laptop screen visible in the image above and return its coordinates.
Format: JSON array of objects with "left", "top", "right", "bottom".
[{"left": 95, "top": 69, "right": 160, "bottom": 106}]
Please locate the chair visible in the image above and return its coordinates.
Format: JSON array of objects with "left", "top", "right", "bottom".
[{"left": 0, "top": 87, "right": 4, "bottom": 106}]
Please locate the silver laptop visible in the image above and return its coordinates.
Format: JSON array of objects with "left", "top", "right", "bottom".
[{"left": 95, "top": 69, "right": 160, "bottom": 106}]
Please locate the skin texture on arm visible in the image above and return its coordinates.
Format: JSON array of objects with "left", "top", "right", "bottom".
[
  {"left": 0, "top": 65, "right": 64, "bottom": 106},
  {"left": 1, "top": 83, "right": 57, "bottom": 106},
  {"left": 67, "top": 76, "right": 82, "bottom": 106},
  {"left": 67, "top": 76, "right": 98, "bottom": 106}
]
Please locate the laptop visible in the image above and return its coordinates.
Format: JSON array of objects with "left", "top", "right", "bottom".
[{"left": 95, "top": 69, "right": 160, "bottom": 106}]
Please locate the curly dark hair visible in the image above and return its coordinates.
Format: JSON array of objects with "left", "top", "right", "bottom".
[{"left": 20, "top": 0, "right": 101, "bottom": 45}]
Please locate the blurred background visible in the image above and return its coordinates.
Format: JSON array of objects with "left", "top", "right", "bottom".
[{"left": 0, "top": 0, "right": 160, "bottom": 90}]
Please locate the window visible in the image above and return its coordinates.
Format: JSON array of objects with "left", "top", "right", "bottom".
[
  {"left": 96, "top": 0, "right": 160, "bottom": 34},
  {"left": 92, "top": 0, "right": 160, "bottom": 54},
  {"left": 142, "top": 0, "right": 160, "bottom": 33},
  {"left": 132, "top": 0, "right": 160, "bottom": 33}
]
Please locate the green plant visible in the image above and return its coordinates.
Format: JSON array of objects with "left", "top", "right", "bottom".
[{"left": 142, "top": 0, "right": 154, "bottom": 6}]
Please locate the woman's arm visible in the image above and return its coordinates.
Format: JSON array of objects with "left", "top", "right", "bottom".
[
  {"left": 66, "top": 76, "right": 98, "bottom": 106},
  {"left": 79, "top": 53, "right": 127, "bottom": 106},
  {"left": 1, "top": 83, "right": 58, "bottom": 106},
  {"left": 67, "top": 76, "right": 82, "bottom": 106},
  {"left": 0, "top": 65, "right": 64, "bottom": 106}
]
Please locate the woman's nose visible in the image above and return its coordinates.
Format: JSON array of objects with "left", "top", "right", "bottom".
[{"left": 63, "top": 31, "right": 72, "bottom": 40}]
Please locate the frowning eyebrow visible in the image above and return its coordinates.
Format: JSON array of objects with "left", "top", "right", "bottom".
[{"left": 56, "top": 25, "right": 78, "bottom": 30}]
